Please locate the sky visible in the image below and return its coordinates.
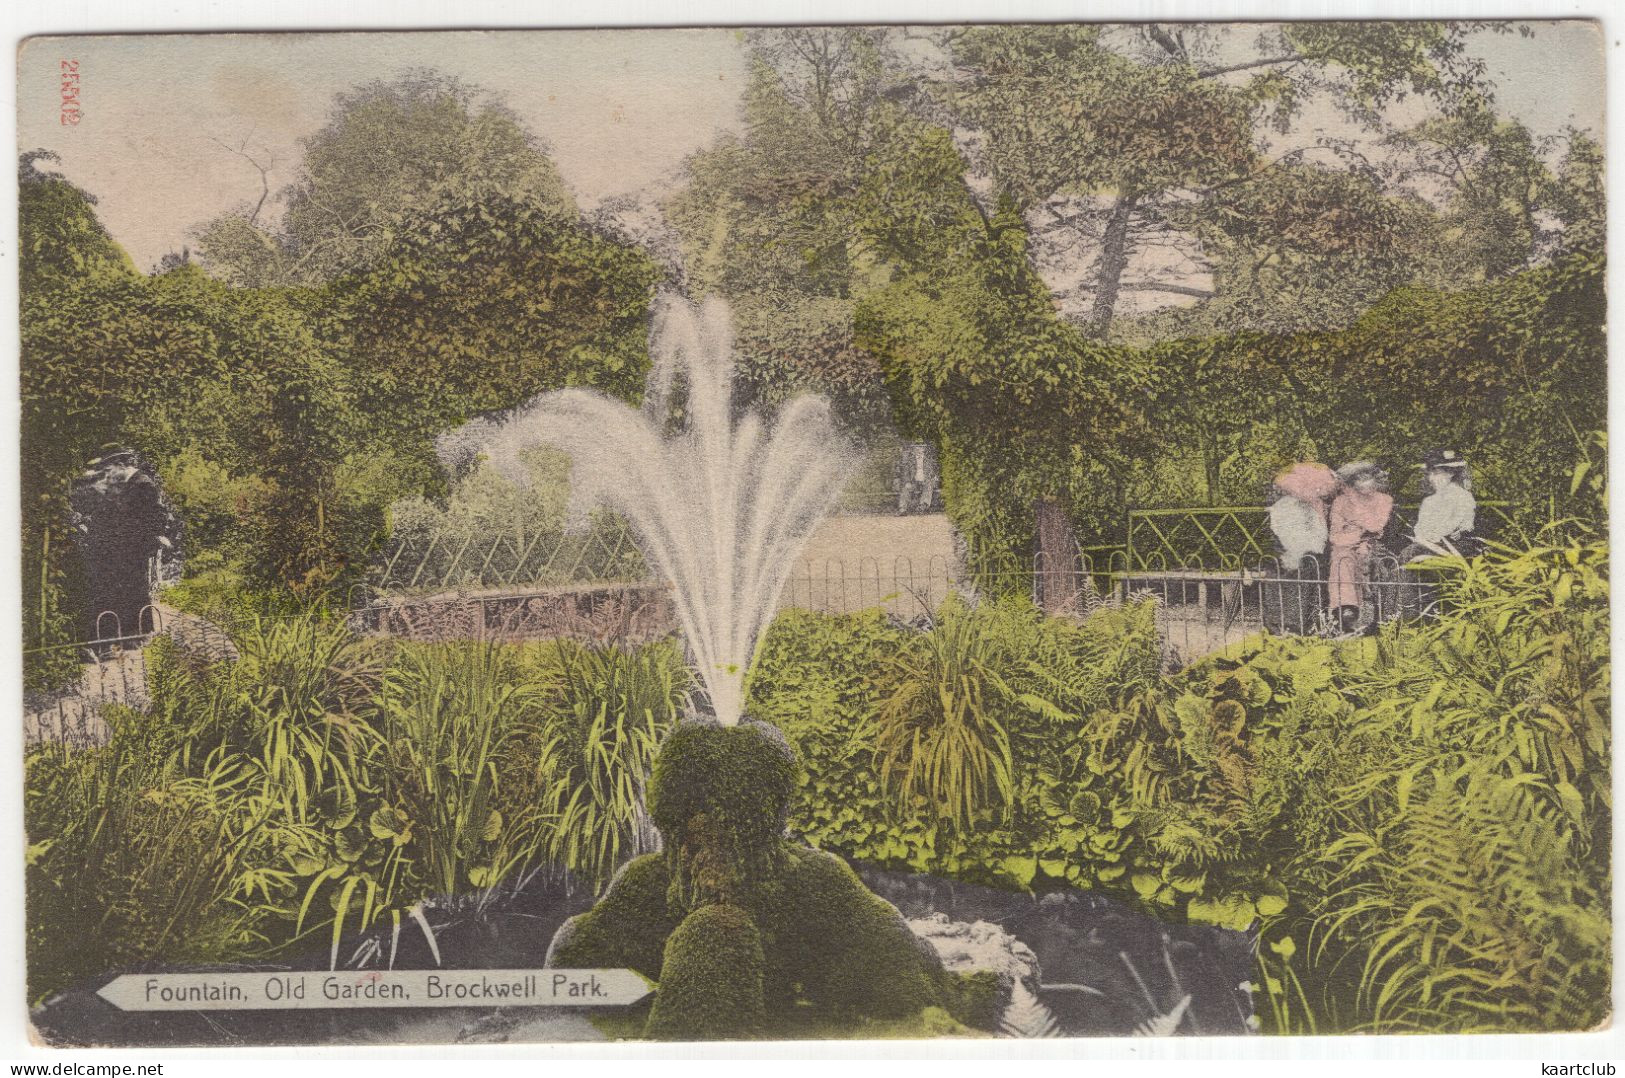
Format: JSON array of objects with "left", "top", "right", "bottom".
[{"left": 15, "top": 21, "right": 1607, "bottom": 272}]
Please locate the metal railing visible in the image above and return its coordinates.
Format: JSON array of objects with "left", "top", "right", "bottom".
[
  {"left": 25, "top": 542, "right": 1464, "bottom": 748},
  {"left": 1125, "top": 502, "right": 1514, "bottom": 570},
  {"left": 1035, "top": 548, "right": 1451, "bottom": 668},
  {"left": 22, "top": 604, "right": 168, "bottom": 749}
]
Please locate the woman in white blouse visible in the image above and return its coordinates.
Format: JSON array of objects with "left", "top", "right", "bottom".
[{"left": 1409, "top": 448, "right": 1477, "bottom": 556}]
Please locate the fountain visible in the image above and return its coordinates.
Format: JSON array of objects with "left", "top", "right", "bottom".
[
  {"left": 449, "top": 297, "right": 1254, "bottom": 1041},
  {"left": 474, "top": 295, "right": 854, "bottom": 725},
  {"left": 450, "top": 296, "right": 1003, "bottom": 1039}
]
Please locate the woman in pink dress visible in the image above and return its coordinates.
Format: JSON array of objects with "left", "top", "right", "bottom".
[{"left": 1327, "top": 461, "right": 1394, "bottom": 635}]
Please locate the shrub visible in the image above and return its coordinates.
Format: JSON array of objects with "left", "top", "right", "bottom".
[
  {"left": 648, "top": 719, "right": 800, "bottom": 906},
  {"left": 767, "top": 845, "right": 949, "bottom": 1020},
  {"left": 377, "top": 642, "right": 551, "bottom": 902},
  {"left": 749, "top": 549, "right": 1608, "bottom": 1035},
  {"left": 545, "top": 853, "right": 679, "bottom": 979},
  {"left": 750, "top": 594, "right": 1167, "bottom": 887},
  {"left": 644, "top": 903, "right": 768, "bottom": 1040},
  {"left": 1277, "top": 535, "right": 1612, "bottom": 1033},
  {"left": 532, "top": 639, "right": 687, "bottom": 890},
  {"left": 872, "top": 597, "right": 1024, "bottom": 831},
  {"left": 24, "top": 703, "right": 270, "bottom": 1003},
  {"left": 554, "top": 712, "right": 956, "bottom": 1038}
]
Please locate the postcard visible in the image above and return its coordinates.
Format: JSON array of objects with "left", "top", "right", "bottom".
[{"left": 17, "top": 21, "right": 1609, "bottom": 1045}]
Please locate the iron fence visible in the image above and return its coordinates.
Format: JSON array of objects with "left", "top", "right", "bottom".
[
  {"left": 1070, "top": 550, "right": 1449, "bottom": 669},
  {"left": 1125, "top": 502, "right": 1515, "bottom": 571},
  {"left": 25, "top": 543, "right": 1465, "bottom": 748},
  {"left": 22, "top": 605, "right": 166, "bottom": 749}
]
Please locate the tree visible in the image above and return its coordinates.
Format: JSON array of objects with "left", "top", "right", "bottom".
[
  {"left": 196, "top": 70, "right": 577, "bottom": 287},
  {"left": 250, "top": 336, "right": 373, "bottom": 592},
  {"left": 944, "top": 26, "right": 1255, "bottom": 335},
  {"left": 323, "top": 193, "right": 662, "bottom": 483},
  {"left": 1546, "top": 128, "right": 1604, "bottom": 255},
  {"left": 666, "top": 31, "right": 899, "bottom": 300},
  {"left": 730, "top": 294, "right": 893, "bottom": 434},
  {"left": 936, "top": 22, "right": 1500, "bottom": 336},
  {"left": 1384, "top": 104, "right": 1557, "bottom": 281},
  {"left": 1149, "top": 161, "right": 1438, "bottom": 337},
  {"left": 664, "top": 31, "right": 913, "bottom": 436},
  {"left": 19, "top": 150, "right": 135, "bottom": 287},
  {"left": 20, "top": 155, "right": 143, "bottom": 667},
  {"left": 848, "top": 124, "right": 1156, "bottom": 577}
]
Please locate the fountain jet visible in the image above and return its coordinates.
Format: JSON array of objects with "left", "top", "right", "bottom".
[{"left": 473, "top": 295, "right": 856, "bottom": 725}]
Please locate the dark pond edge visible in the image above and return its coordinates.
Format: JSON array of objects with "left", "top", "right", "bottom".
[{"left": 30, "top": 859, "right": 1256, "bottom": 1046}]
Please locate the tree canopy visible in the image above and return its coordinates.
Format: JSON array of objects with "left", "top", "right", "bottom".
[
  {"left": 196, "top": 70, "right": 578, "bottom": 288},
  {"left": 21, "top": 72, "right": 659, "bottom": 655},
  {"left": 19, "top": 27, "right": 1608, "bottom": 644}
]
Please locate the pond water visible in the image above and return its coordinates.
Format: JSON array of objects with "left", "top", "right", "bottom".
[{"left": 34, "top": 859, "right": 1253, "bottom": 1045}]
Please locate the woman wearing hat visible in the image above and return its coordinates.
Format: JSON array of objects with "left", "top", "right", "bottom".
[
  {"left": 1392, "top": 450, "right": 1479, "bottom": 619},
  {"left": 1409, "top": 449, "right": 1477, "bottom": 556},
  {"left": 1327, "top": 461, "right": 1394, "bottom": 635},
  {"left": 1264, "top": 461, "right": 1338, "bottom": 633}
]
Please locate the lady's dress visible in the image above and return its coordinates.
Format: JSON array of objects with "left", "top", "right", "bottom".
[
  {"left": 1327, "top": 488, "right": 1394, "bottom": 619},
  {"left": 1263, "top": 495, "right": 1328, "bottom": 634}
]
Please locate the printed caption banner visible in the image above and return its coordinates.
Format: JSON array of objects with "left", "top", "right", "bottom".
[{"left": 97, "top": 969, "right": 652, "bottom": 1010}]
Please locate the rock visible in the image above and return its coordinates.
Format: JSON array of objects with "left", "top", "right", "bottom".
[
  {"left": 907, "top": 911, "right": 1053, "bottom": 1037},
  {"left": 862, "top": 865, "right": 1256, "bottom": 1036},
  {"left": 157, "top": 606, "right": 241, "bottom": 667},
  {"left": 455, "top": 1008, "right": 603, "bottom": 1044}
]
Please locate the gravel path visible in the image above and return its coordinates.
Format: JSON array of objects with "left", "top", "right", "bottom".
[{"left": 785, "top": 512, "right": 960, "bottom": 618}]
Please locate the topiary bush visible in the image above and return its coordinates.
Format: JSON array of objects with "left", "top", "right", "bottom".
[
  {"left": 544, "top": 716, "right": 968, "bottom": 1039},
  {"left": 645, "top": 903, "right": 767, "bottom": 1040},
  {"left": 648, "top": 718, "right": 800, "bottom": 907},
  {"left": 545, "top": 853, "right": 678, "bottom": 980}
]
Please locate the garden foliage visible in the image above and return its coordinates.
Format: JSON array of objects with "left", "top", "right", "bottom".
[
  {"left": 857, "top": 230, "right": 1606, "bottom": 578},
  {"left": 23, "top": 626, "right": 686, "bottom": 1002},
  {"left": 749, "top": 535, "right": 1610, "bottom": 1033},
  {"left": 24, "top": 529, "right": 1609, "bottom": 1034},
  {"left": 20, "top": 148, "right": 659, "bottom": 681}
]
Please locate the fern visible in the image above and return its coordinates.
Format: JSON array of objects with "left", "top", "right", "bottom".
[{"left": 999, "top": 980, "right": 1060, "bottom": 1038}]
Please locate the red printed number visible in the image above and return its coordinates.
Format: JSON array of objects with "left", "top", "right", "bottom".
[{"left": 60, "top": 60, "right": 80, "bottom": 125}]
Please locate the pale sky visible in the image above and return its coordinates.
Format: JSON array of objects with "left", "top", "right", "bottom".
[{"left": 15, "top": 22, "right": 1606, "bottom": 272}]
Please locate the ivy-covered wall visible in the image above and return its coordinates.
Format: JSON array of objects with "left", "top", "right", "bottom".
[{"left": 858, "top": 252, "right": 1606, "bottom": 579}]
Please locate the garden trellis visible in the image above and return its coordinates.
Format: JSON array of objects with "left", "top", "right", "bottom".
[
  {"left": 373, "top": 514, "right": 646, "bottom": 593},
  {"left": 1125, "top": 502, "right": 1516, "bottom": 571}
]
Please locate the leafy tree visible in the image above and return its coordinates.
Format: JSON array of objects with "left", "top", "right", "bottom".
[
  {"left": 850, "top": 125, "right": 1156, "bottom": 574},
  {"left": 664, "top": 32, "right": 912, "bottom": 440},
  {"left": 22, "top": 156, "right": 401, "bottom": 613},
  {"left": 730, "top": 294, "right": 892, "bottom": 434},
  {"left": 22, "top": 157, "right": 155, "bottom": 665},
  {"left": 666, "top": 29, "right": 895, "bottom": 300},
  {"left": 936, "top": 22, "right": 1501, "bottom": 336},
  {"left": 944, "top": 26, "right": 1255, "bottom": 334},
  {"left": 250, "top": 336, "right": 373, "bottom": 592},
  {"left": 1152, "top": 162, "right": 1438, "bottom": 337},
  {"left": 19, "top": 150, "right": 135, "bottom": 287},
  {"left": 197, "top": 70, "right": 577, "bottom": 287},
  {"left": 1384, "top": 104, "right": 1557, "bottom": 280},
  {"left": 1547, "top": 128, "right": 1605, "bottom": 255},
  {"left": 323, "top": 193, "right": 662, "bottom": 483}
]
